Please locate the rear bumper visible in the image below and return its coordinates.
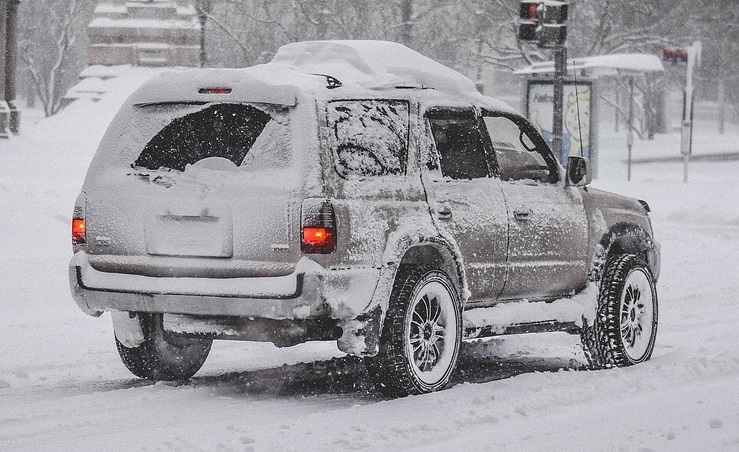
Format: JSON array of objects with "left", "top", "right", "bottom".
[{"left": 69, "top": 252, "right": 378, "bottom": 321}]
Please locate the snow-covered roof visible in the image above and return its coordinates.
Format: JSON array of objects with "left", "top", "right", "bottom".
[
  {"left": 271, "top": 40, "right": 482, "bottom": 96},
  {"left": 515, "top": 53, "right": 665, "bottom": 76},
  {"left": 126, "top": 40, "right": 498, "bottom": 107},
  {"left": 127, "top": 67, "right": 302, "bottom": 106}
]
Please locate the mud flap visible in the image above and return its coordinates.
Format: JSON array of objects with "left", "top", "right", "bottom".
[
  {"left": 111, "top": 311, "right": 146, "bottom": 348},
  {"left": 337, "top": 305, "right": 382, "bottom": 356}
]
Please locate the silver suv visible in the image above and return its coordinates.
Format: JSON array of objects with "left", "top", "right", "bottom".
[{"left": 69, "top": 41, "right": 660, "bottom": 396}]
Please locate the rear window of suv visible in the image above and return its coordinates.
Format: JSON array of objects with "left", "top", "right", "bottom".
[
  {"left": 131, "top": 103, "right": 290, "bottom": 172},
  {"left": 326, "top": 100, "right": 409, "bottom": 178}
]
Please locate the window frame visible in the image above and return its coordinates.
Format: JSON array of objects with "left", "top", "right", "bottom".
[
  {"left": 424, "top": 106, "right": 496, "bottom": 181},
  {"left": 480, "top": 109, "right": 561, "bottom": 184}
]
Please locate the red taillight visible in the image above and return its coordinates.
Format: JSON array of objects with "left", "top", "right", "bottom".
[
  {"left": 301, "top": 200, "right": 336, "bottom": 254},
  {"left": 198, "top": 87, "right": 232, "bottom": 94},
  {"left": 303, "top": 227, "right": 332, "bottom": 246},
  {"left": 72, "top": 218, "right": 86, "bottom": 244}
]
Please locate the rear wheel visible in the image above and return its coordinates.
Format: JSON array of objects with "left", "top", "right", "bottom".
[
  {"left": 115, "top": 313, "right": 212, "bottom": 381},
  {"left": 581, "top": 254, "right": 658, "bottom": 368},
  {"left": 365, "top": 265, "right": 462, "bottom": 396}
]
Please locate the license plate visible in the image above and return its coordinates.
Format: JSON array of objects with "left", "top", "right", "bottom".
[{"left": 146, "top": 214, "right": 232, "bottom": 257}]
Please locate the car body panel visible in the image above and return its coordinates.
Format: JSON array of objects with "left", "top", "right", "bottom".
[{"left": 499, "top": 181, "right": 588, "bottom": 300}]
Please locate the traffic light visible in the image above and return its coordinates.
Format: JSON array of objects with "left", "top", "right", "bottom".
[
  {"left": 518, "top": 1, "right": 539, "bottom": 42},
  {"left": 518, "top": 1, "right": 568, "bottom": 48}
]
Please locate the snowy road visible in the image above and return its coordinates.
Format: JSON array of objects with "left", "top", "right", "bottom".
[{"left": 2, "top": 71, "right": 739, "bottom": 451}]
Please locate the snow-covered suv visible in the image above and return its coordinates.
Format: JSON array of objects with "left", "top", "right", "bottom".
[{"left": 69, "top": 41, "right": 660, "bottom": 396}]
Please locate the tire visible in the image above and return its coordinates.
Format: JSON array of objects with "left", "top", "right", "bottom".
[
  {"left": 365, "top": 265, "right": 462, "bottom": 397},
  {"left": 115, "top": 312, "right": 212, "bottom": 381},
  {"left": 581, "top": 254, "right": 658, "bottom": 368}
]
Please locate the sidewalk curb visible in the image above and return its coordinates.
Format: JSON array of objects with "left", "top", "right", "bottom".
[{"left": 628, "top": 152, "right": 739, "bottom": 164}]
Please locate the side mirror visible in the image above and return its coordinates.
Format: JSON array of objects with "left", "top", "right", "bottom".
[{"left": 566, "top": 156, "right": 592, "bottom": 187}]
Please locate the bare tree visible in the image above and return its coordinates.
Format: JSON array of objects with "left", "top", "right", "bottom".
[
  {"left": 569, "top": 0, "right": 690, "bottom": 57},
  {"left": 203, "top": 0, "right": 465, "bottom": 68},
  {"left": 18, "top": 0, "right": 94, "bottom": 116},
  {"left": 688, "top": 0, "right": 739, "bottom": 133}
]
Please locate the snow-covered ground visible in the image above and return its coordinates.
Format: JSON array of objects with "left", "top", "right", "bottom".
[{"left": 1, "top": 67, "right": 738, "bottom": 451}]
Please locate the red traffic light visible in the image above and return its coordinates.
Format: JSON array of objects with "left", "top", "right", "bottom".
[
  {"left": 519, "top": 1, "right": 568, "bottom": 45},
  {"left": 519, "top": 1, "right": 540, "bottom": 42},
  {"left": 520, "top": 1, "right": 540, "bottom": 20}
]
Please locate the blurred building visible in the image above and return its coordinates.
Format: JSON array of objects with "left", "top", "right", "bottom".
[
  {"left": 88, "top": 0, "right": 200, "bottom": 67},
  {"left": 1, "top": 0, "right": 20, "bottom": 137}
]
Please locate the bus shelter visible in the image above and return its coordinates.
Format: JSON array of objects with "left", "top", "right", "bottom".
[{"left": 514, "top": 54, "right": 665, "bottom": 179}]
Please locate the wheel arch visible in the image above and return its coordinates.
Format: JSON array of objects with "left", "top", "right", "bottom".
[
  {"left": 398, "top": 238, "right": 467, "bottom": 302},
  {"left": 338, "top": 230, "right": 468, "bottom": 358},
  {"left": 590, "top": 222, "right": 657, "bottom": 283},
  {"left": 363, "top": 234, "right": 467, "bottom": 346}
]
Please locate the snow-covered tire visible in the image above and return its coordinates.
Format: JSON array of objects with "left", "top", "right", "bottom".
[
  {"left": 115, "top": 313, "right": 212, "bottom": 381},
  {"left": 365, "top": 265, "right": 462, "bottom": 397},
  {"left": 581, "top": 254, "right": 658, "bottom": 368}
]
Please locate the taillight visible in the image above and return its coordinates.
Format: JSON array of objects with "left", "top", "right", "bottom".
[
  {"left": 72, "top": 218, "right": 86, "bottom": 244},
  {"left": 301, "top": 199, "right": 336, "bottom": 254},
  {"left": 198, "top": 87, "right": 232, "bottom": 94}
]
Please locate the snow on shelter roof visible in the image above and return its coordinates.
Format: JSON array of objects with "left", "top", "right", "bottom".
[
  {"left": 514, "top": 53, "right": 665, "bottom": 76},
  {"left": 126, "top": 40, "right": 489, "bottom": 106}
]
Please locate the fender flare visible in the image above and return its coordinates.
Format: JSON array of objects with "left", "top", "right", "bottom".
[{"left": 589, "top": 223, "right": 656, "bottom": 283}]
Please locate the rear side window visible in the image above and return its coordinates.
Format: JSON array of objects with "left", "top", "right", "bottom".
[
  {"left": 134, "top": 104, "right": 272, "bottom": 172},
  {"left": 326, "top": 100, "right": 409, "bottom": 178}
]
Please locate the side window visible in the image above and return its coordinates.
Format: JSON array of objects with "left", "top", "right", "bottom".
[
  {"left": 426, "top": 110, "right": 490, "bottom": 180},
  {"left": 482, "top": 113, "right": 558, "bottom": 183},
  {"left": 326, "top": 100, "right": 409, "bottom": 178}
]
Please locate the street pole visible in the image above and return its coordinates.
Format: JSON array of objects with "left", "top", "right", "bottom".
[
  {"left": 681, "top": 41, "right": 700, "bottom": 184},
  {"left": 197, "top": 0, "right": 210, "bottom": 68},
  {"left": 198, "top": 11, "right": 206, "bottom": 68},
  {"left": 627, "top": 77, "right": 634, "bottom": 181},
  {"left": 552, "top": 46, "right": 566, "bottom": 163},
  {"left": 0, "top": 0, "right": 9, "bottom": 138},
  {"left": 6, "top": 0, "right": 20, "bottom": 134}
]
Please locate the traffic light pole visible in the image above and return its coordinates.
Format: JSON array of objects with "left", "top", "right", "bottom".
[
  {"left": 552, "top": 46, "right": 567, "bottom": 162},
  {"left": 517, "top": 0, "right": 568, "bottom": 160}
]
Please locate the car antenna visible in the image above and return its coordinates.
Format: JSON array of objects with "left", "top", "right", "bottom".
[{"left": 572, "top": 60, "right": 585, "bottom": 156}]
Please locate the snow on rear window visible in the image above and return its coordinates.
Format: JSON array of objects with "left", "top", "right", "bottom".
[
  {"left": 326, "top": 100, "right": 409, "bottom": 178},
  {"left": 134, "top": 103, "right": 274, "bottom": 172}
]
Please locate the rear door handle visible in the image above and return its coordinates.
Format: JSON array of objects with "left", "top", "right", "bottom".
[
  {"left": 514, "top": 209, "right": 531, "bottom": 221},
  {"left": 437, "top": 204, "right": 452, "bottom": 219}
]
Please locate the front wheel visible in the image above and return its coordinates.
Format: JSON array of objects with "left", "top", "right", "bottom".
[
  {"left": 581, "top": 254, "right": 658, "bottom": 368},
  {"left": 115, "top": 312, "right": 212, "bottom": 381},
  {"left": 365, "top": 265, "right": 462, "bottom": 397}
]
